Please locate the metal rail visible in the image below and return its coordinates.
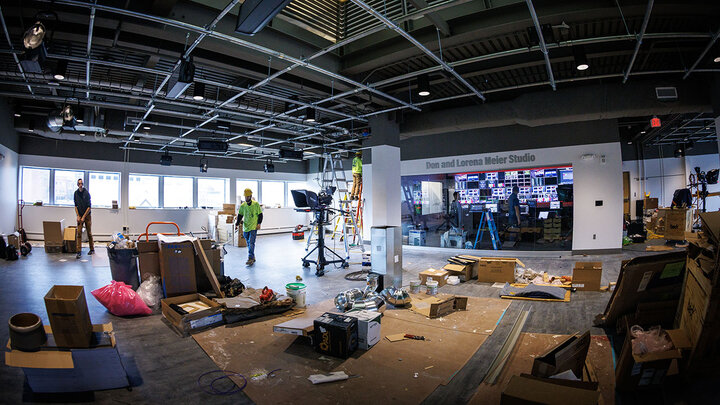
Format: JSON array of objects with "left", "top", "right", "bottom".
[
  {"left": 525, "top": 0, "right": 555, "bottom": 91},
  {"left": 623, "top": 0, "right": 654, "bottom": 83},
  {"left": 683, "top": 27, "right": 720, "bottom": 80},
  {"left": 85, "top": 4, "right": 95, "bottom": 99}
]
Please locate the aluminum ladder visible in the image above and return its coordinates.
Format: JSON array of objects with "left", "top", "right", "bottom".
[{"left": 473, "top": 210, "right": 501, "bottom": 250}]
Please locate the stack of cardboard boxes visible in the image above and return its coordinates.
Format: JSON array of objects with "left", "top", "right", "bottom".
[
  {"left": 42, "top": 220, "right": 65, "bottom": 253},
  {"left": 63, "top": 226, "right": 77, "bottom": 253},
  {"left": 543, "top": 217, "right": 561, "bottom": 241}
]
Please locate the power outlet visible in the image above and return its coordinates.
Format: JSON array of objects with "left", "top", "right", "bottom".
[{"left": 593, "top": 234, "right": 596, "bottom": 240}]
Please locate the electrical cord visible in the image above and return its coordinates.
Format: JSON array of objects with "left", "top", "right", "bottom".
[{"left": 197, "top": 370, "right": 247, "bottom": 395}]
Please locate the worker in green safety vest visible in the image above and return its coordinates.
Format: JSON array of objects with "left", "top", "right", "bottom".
[
  {"left": 235, "top": 188, "right": 263, "bottom": 266},
  {"left": 351, "top": 151, "right": 362, "bottom": 200}
]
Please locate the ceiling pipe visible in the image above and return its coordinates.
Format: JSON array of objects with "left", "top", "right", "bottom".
[
  {"left": 683, "top": 26, "right": 720, "bottom": 80},
  {"left": 45, "top": 0, "right": 419, "bottom": 112},
  {"left": 349, "top": 0, "right": 485, "bottom": 101},
  {"left": 623, "top": 0, "right": 654, "bottom": 83},
  {"left": 525, "top": 0, "right": 556, "bottom": 91},
  {"left": 0, "top": 5, "right": 33, "bottom": 94},
  {"left": 85, "top": 5, "right": 95, "bottom": 99}
]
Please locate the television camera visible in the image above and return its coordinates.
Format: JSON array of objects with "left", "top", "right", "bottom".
[{"left": 291, "top": 187, "right": 349, "bottom": 276}]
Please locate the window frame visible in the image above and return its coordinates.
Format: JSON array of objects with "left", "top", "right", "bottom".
[
  {"left": 129, "top": 173, "right": 162, "bottom": 209},
  {"left": 20, "top": 166, "right": 52, "bottom": 205},
  {"left": 197, "top": 177, "right": 229, "bottom": 209},
  {"left": 162, "top": 175, "right": 195, "bottom": 209},
  {"left": 87, "top": 170, "right": 121, "bottom": 208},
  {"left": 260, "top": 180, "right": 286, "bottom": 208}
]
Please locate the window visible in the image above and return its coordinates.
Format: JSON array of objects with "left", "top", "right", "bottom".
[
  {"left": 163, "top": 176, "right": 194, "bottom": 208},
  {"left": 54, "top": 170, "right": 84, "bottom": 206},
  {"left": 129, "top": 174, "right": 159, "bottom": 208},
  {"left": 21, "top": 167, "right": 50, "bottom": 204},
  {"left": 261, "top": 181, "right": 285, "bottom": 208},
  {"left": 287, "top": 181, "right": 307, "bottom": 207},
  {"left": 198, "top": 178, "right": 228, "bottom": 208},
  {"left": 89, "top": 172, "right": 120, "bottom": 208},
  {"left": 236, "top": 180, "right": 258, "bottom": 205}
]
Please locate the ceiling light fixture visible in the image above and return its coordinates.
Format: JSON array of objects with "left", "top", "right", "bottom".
[
  {"left": 53, "top": 60, "right": 67, "bottom": 80},
  {"left": 417, "top": 74, "right": 430, "bottom": 97},
  {"left": 28, "top": 121, "right": 34, "bottom": 132},
  {"left": 143, "top": 125, "right": 151, "bottom": 130},
  {"left": 714, "top": 56, "right": 720, "bottom": 63},
  {"left": 20, "top": 21, "right": 47, "bottom": 74},
  {"left": 238, "top": 143, "right": 253, "bottom": 147},
  {"left": 166, "top": 58, "right": 195, "bottom": 99},
  {"left": 673, "top": 144, "right": 685, "bottom": 158},
  {"left": 193, "top": 82, "right": 205, "bottom": 101},
  {"left": 79, "top": 133, "right": 86, "bottom": 137},
  {"left": 160, "top": 151, "right": 172, "bottom": 166},
  {"left": 306, "top": 107, "right": 317, "bottom": 122},
  {"left": 61, "top": 104, "right": 74, "bottom": 122},
  {"left": 199, "top": 157, "right": 208, "bottom": 173},
  {"left": 13, "top": 112, "right": 21, "bottom": 117},
  {"left": 573, "top": 46, "right": 589, "bottom": 71}
]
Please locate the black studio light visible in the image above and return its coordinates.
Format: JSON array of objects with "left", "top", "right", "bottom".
[{"left": 160, "top": 152, "right": 173, "bottom": 166}]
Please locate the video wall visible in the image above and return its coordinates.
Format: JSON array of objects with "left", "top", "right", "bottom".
[{"left": 401, "top": 165, "right": 574, "bottom": 251}]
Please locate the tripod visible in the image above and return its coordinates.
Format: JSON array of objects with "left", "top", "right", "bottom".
[{"left": 301, "top": 207, "right": 349, "bottom": 276}]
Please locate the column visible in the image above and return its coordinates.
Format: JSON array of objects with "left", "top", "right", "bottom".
[
  {"left": 713, "top": 74, "right": 720, "bottom": 165},
  {"left": 366, "top": 113, "right": 401, "bottom": 230}
]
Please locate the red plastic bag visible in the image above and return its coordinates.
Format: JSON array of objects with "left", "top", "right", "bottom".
[{"left": 92, "top": 281, "right": 152, "bottom": 316}]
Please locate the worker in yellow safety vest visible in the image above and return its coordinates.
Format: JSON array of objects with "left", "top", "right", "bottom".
[{"left": 351, "top": 151, "right": 362, "bottom": 200}]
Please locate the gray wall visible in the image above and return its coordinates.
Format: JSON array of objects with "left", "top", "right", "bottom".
[
  {"left": 400, "top": 119, "right": 620, "bottom": 161},
  {"left": 0, "top": 99, "right": 19, "bottom": 235},
  {"left": 19, "top": 136, "right": 308, "bottom": 174}
]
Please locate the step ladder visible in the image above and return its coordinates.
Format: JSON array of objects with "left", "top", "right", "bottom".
[
  {"left": 306, "top": 153, "right": 365, "bottom": 257},
  {"left": 473, "top": 210, "right": 501, "bottom": 250}
]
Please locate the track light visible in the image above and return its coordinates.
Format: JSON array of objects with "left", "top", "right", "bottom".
[
  {"left": 714, "top": 56, "right": 720, "bottom": 63},
  {"left": 20, "top": 21, "right": 47, "bottom": 74},
  {"left": 53, "top": 60, "right": 67, "bottom": 80},
  {"left": 23, "top": 21, "right": 46, "bottom": 49},
  {"left": 200, "top": 157, "right": 208, "bottom": 173},
  {"left": 160, "top": 152, "right": 172, "bottom": 166},
  {"left": 573, "top": 46, "right": 589, "bottom": 71},
  {"left": 264, "top": 159, "right": 275, "bottom": 173},
  {"left": 306, "top": 107, "right": 317, "bottom": 122},
  {"left": 193, "top": 82, "right": 205, "bottom": 101},
  {"left": 417, "top": 74, "right": 430, "bottom": 97},
  {"left": 61, "top": 105, "right": 74, "bottom": 122},
  {"left": 673, "top": 144, "right": 685, "bottom": 158},
  {"left": 166, "top": 58, "right": 195, "bottom": 99}
]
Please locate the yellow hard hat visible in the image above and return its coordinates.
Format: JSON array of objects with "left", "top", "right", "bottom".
[{"left": 243, "top": 188, "right": 253, "bottom": 197}]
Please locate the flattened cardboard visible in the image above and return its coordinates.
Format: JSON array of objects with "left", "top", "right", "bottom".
[
  {"left": 5, "top": 351, "right": 74, "bottom": 369},
  {"left": 385, "top": 333, "right": 408, "bottom": 342},
  {"left": 532, "top": 331, "right": 591, "bottom": 378},
  {"left": 501, "top": 374, "right": 600, "bottom": 405},
  {"left": 410, "top": 296, "right": 468, "bottom": 318},
  {"left": 192, "top": 239, "right": 224, "bottom": 298}
]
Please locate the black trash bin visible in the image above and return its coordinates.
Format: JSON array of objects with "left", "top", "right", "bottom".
[{"left": 107, "top": 247, "right": 140, "bottom": 289}]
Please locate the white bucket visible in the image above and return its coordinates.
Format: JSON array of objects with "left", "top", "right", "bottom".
[
  {"left": 285, "top": 283, "right": 307, "bottom": 307},
  {"left": 426, "top": 280, "right": 439, "bottom": 295},
  {"left": 409, "top": 280, "right": 421, "bottom": 294}
]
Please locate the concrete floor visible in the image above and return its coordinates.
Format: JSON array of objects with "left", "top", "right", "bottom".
[{"left": 0, "top": 234, "right": 700, "bottom": 404}]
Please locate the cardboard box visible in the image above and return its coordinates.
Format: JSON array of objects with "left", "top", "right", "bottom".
[
  {"left": 679, "top": 263, "right": 710, "bottom": 347},
  {"left": 273, "top": 317, "right": 315, "bottom": 337},
  {"left": 532, "top": 331, "right": 591, "bottom": 378},
  {"left": 63, "top": 226, "right": 76, "bottom": 241},
  {"left": 223, "top": 203, "right": 236, "bottom": 212},
  {"left": 159, "top": 240, "right": 197, "bottom": 297},
  {"left": 501, "top": 374, "right": 600, "bottom": 405},
  {"left": 597, "top": 251, "right": 686, "bottom": 326},
  {"left": 63, "top": 239, "right": 77, "bottom": 253},
  {"left": 443, "top": 263, "right": 473, "bottom": 281},
  {"left": 4, "top": 323, "right": 129, "bottom": 393},
  {"left": 572, "top": 262, "right": 603, "bottom": 291},
  {"left": 137, "top": 240, "right": 160, "bottom": 281},
  {"left": 660, "top": 208, "right": 692, "bottom": 240},
  {"left": 347, "top": 310, "right": 382, "bottom": 350},
  {"left": 644, "top": 198, "right": 659, "bottom": 210},
  {"left": 7, "top": 232, "right": 20, "bottom": 249},
  {"left": 615, "top": 322, "right": 691, "bottom": 391},
  {"left": 313, "top": 312, "right": 358, "bottom": 359},
  {"left": 44, "top": 285, "right": 93, "bottom": 348},
  {"left": 237, "top": 233, "right": 247, "bottom": 247},
  {"left": 161, "top": 293, "right": 224, "bottom": 336},
  {"left": 44, "top": 245, "right": 63, "bottom": 253},
  {"left": 410, "top": 295, "right": 468, "bottom": 318},
  {"left": 43, "top": 220, "right": 65, "bottom": 246},
  {"left": 475, "top": 257, "right": 525, "bottom": 283},
  {"left": 419, "top": 268, "right": 449, "bottom": 287}
]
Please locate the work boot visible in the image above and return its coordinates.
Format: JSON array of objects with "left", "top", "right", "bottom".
[
  {"left": 247, "top": 258, "right": 256, "bottom": 266},
  {"left": 88, "top": 250, "right": 95, "bottom": 255},
  {"left": 76, "top": 252, "right": 81, "bottom": 259},
  {"left": 245, "top": 259, "right": 251, "bottom": 265}
]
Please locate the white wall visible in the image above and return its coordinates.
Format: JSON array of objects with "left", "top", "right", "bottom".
[
  {"left": 18, "top": 154, "right": 309, "bottom": 240},
  {"left": 624, "top": 153, "right": 720, "bottom": 217},
  {"left": 0, "top": 143, "right": 18, "bottom": 235},
  {"left": 398, "top": 142, "right": 624, "bottom": 251}
]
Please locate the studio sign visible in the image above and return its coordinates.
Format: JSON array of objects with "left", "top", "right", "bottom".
[{"left": 425, "top": 153, "right": 536, "bottom": 170}]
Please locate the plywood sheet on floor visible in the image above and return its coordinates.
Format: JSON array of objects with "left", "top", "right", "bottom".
[
  {"left": 192, "top": 298, "right": 511, "bottom": 404},
  {"left": 387, "top": 295, "right": 510, "bottom": 335},
  {"left": 468, "top": 333, "right": 615, "bottom": 405}
]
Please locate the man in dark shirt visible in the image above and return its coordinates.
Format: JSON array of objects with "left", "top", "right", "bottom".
[
  {"left": 507, "top": 186, "right": 521, "bottom": 228},
  {"left": 74, "top": 178, "right": 94, "bottom": 259}
]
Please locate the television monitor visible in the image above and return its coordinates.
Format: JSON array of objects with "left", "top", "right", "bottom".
[
  {"left": 545, "top": 176, "right": 558, "bottom": 186},
  {"left": 557, "top": 185, "right": 573, "bottom": 202},
  {"left": 466, "top": 181, "right": 479, "bottom": 189},
  {"left": 478, "top": 173, "right": 486, "bottom": 181},
  {"left": 550, "top": 201, "right": 560, "bottom": 209},
  {"left": 486, "top": 203, "right": 498, "bottom": 213},
  {"left": 520, "top": 205, "right": 529, "bottom": 215},
  {"left": 559, "top": 169, "right": 573, "bottom": 184},
  {"left": 544, "top": 169, "right": 557, "bottom": 177},
  {"left": 455, "top": 174, "right": 467, "bottom": 181},
  {"left": 538, "top": 211, "right": 549, "bottom": 219},
  {"left": 467, "top": 173, "right": 480, "bottom": 182},
  {"left": 497, "top": 171, "right": 505, "bottom": 181}
]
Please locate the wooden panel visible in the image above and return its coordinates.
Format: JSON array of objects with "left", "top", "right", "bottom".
[{"left": 623, "top": 171, "right": 631, "bottom": 217}]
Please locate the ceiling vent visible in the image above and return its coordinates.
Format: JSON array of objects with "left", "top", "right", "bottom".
[{"left": 655, "top": 87, "right": 678, "bottom": 101}]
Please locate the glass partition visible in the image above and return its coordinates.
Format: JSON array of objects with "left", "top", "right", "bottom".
[{"left": 401, "top": 165, "right": 574, "bottom": 251}]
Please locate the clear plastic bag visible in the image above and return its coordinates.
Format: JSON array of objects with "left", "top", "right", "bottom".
[
  {"left": 136, "top": 276, "right": 163, "bottom": 309},
  {"left": 630, "top": 325, "right": 674, "bottom": 355},
  {"left": 110, "top": 232, "right": 128, "bottom": 249},
  {"left": 91, "top": 281, "right": 151, "bottom": 316}
]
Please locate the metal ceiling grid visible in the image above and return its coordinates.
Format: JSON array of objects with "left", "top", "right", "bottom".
[{"left": 282, "top": 0, "right": 342, "bottom": 42}]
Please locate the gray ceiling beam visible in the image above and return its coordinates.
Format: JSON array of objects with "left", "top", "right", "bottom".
[
  {"left": 525, "top": 0, "right": 556, "bottom": 91},
  {"left": 349, "top": 0, "right": 485, "bottom": 101},
  {"left": 84, "top": 5, "right": 95, "bottom": 99},
  {"left": 683, "top": 26, "right": 720, "bottom": 80},
  {"left": 407, "top": 0, "right": 451, "bottom": 37},
  {"left": 623, "top": 0, "right": 654, "bottom": 84}
]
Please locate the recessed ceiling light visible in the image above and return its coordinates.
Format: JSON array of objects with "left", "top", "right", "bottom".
[
  {"left": 79, "top": 133, "right": 85, "bottom": 137},
  {"left": 573, "top": 46, "right": 589, "bottom": 71},
  {"left": 640, "top": 131, "right": 646, "bottom": 134},
  {"left": 76, "top": 118, "right": 84, "bottom": 123},
  {"left": 627, "top": 141, "right": 632, "bottom": 144},
  {"left": 418, "top": 90, "right": 430, "bottom": 97},
  {"left": 576, "top": 63, "right": 589, "bottom": 71},
  {"left": 714, "top": 56, "right": 720, "bottom": 63},
  {"left": 143, "top": 125, "right": 151, "bottom": 130},
  {"left": 13, "top": 113, "right": 21, "bottom": 117},
  {"left": 239, "top": 143, "right": 253, "bottom": 147}
]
